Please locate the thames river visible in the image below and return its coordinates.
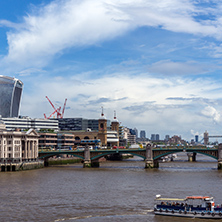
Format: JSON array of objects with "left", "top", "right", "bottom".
[{"left": 1, "top": 153, "right": 222, "bottom": 222}]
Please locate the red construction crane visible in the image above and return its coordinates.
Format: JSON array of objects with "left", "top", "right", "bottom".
[{"left": 44, "top": 96, "right": 67, "bottom": 119}]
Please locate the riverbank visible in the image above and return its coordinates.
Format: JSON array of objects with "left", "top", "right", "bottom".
[
  {"left": 48, "top": 158, "right": 82, "bottom": 166},
  {"left": 48, "top": 154, "right": 134, "bottom": 166},
  {"left": 0, "top": 160, "right": 44, "bottom": 172}
]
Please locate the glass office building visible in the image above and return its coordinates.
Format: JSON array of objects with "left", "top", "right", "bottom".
[{"left": 0, "top": 76, "right": 23, "bottom": 117}]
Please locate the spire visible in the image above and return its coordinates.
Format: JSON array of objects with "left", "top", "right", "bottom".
[
  {"left": 112, "top": 110, "right": 118, "bottom": 122},
  {"left": 99, "top": 106, "right": 106, "bottom": 119},
  {"left": 101, "top": 106, "right": 104, "bottom": 117}
]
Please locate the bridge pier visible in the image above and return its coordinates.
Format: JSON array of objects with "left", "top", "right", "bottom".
[
  {"left": 44, "top": 158, "right": 49, "bottom": 167},
  {"left": 83, "top": 145, "right": 91, "bottom": 168},
  {"left": 187, "top": 152, "right": 196, "bottom": 162},
  {"left": 83, "top": 159, "right": 91, "bottom": 168},
  {"left": 145, "top": 160, "right": 154, "bottom": 168},
  {"left": 145, "top": 143, "right": 158, "bottom": 168},
  {"left": 218, "top": 144, "right": 222, "bottom": 170},
  {"left": 91, "top": 161, "right": 100, "bottom": 167},
  {"left": 145, "top": 159, "right": 159, "bottom": 168}
]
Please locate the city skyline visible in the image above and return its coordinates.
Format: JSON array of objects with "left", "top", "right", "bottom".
[{"left": 1, "top": 1, "right": 222, "bottom": 140}]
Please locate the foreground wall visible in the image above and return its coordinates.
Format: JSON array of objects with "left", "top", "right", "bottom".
[{"left": 0, "top": 160, "right": 44, "bottom": 172}]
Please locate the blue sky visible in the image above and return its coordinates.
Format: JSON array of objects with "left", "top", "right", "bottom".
[{"left": 1, "top": 0, "right": 222, "bottom": 141}]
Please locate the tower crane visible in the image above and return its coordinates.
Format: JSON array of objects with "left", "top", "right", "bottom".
[{"left": 44, "top": 96, "right": 67, "bottom": 119}]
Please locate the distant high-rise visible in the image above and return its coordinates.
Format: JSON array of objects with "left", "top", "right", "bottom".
[
  {"left": 0, "top": 76, "right": 23, "bottom": 117},
  {"left": 151, "top": 134, "right": 160, "bottom": 141},
  {"left": 151, "top": 134, "right": 156, "bottom": 141},
  {"left": 140, "top": 130, "right": 146, "bottom": 138},
  {"left": 134, "top": 127, "right": 138, "bottom": 138},
  {"left": 195, "top": 135, "right": 199, "bottom": 143},
  {"left": 165, "top": 135, "right": 170, "bottom": 141}
]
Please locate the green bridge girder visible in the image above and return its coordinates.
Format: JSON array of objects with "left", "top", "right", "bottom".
[
  {"left": 38, "top": 146, "right": 219, "bottom": 161},
  {"left": 38, "top": 151, "right": 85, "bottom": 160},
  {"left": 38, "top": 148, "right": 147, "bottom": 160},
  {"left": 90, "top": 149, "right": 147, "bottom": 160}
]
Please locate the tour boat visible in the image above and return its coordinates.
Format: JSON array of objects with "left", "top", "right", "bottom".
[{"left": 154, "top": 195, "right": 222, "bottom": 219}]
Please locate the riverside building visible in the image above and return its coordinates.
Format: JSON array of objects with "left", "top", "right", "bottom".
[
  {"left": 1, "top": 116, "right": 59, "bottom": 131},
  {"left": 0, "top": 75, "right": 23, "bottom": 118},
  {"left": 0, "top": 120, "right": 42, "bottom": 171},
  {"left": 56, "top": 111, "right": 120, "bottom": 149},
  {"left": 58, "top": 118, "right": 111, "bottom": 131}
]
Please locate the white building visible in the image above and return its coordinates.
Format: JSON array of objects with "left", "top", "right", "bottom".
[
  {"left": 123, "top": 127, "right": 136, "bottom": 146},
  {"left": 0, "top": 121, "right": 39, "bottom": 164},
  {"left": 2, "top": 116, "right": 58, "bottom": 131},
  {"left": 107, "top": 130, "right": 119, "bottom": 147}
]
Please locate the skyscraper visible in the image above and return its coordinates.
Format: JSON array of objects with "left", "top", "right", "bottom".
[
  {"left": 151, "top": 134, "right": 156, "bottom": 141},
  {"left": 195, "top": 135, "right": 199, "bottom": 143},
  {"left": 140, "top": 130, "right": 146, "bottom": 138},
  {"left": 0, "top": 76, "right": 23, "bottom": 117}
]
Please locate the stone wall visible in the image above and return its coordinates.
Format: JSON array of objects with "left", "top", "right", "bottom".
[{"left": 0, "top": 160, "right": 44, "bottom": 172}]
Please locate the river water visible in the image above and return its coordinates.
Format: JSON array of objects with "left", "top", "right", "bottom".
[{"left": 1, "top": 152, "right": 222, "bottom": 222}]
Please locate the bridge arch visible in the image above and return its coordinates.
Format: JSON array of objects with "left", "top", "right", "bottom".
[
  {"left": 154, "top": 150, "right": 218, "bottom": 161},
  {"left": 39, "top": 153, "right": 84, "bottom": 160},
  {"left": 91, "top": 150, "right": 146, "bottom": 161}
]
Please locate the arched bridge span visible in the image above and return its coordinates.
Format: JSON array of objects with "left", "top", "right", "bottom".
[
  {"left": 38, "top": 144, "right": 222, "bottom": 169},
  {"left": 153, "top": 147, "right": 218, "bottom": 160}
]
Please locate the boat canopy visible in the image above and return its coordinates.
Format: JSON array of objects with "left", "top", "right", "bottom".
[
  {"left": 185, "top": 196, "right": 211, "bottom": 200},
  {"left": 155, "top": 198, "right": 185, "bottom": 201}
]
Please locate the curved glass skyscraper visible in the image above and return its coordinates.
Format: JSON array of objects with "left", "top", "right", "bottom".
[{"left": 0, "top": 76, "right": 23, "bottom": 117}]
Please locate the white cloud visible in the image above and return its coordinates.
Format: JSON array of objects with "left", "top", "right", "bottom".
[
  {"left": 190, "top": 129, "right": 199, "bottom": 136},
  {"left": 20, "top": 72, "right": 222, "bottom": 140},
  {"left": 201, "top": 105, "right": 221, "bottom": 123},
  {"left": 1, "top": 0, "right": 222, "bottom": 69},
  {"left": 147, "top": 60, "right": 211, "bottom": 75}
]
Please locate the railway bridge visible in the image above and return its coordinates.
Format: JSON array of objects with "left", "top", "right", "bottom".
[{"left": 38, "top": 143, "right": 222, "bottom": 169}]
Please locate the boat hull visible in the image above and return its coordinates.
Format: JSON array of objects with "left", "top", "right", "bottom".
[{"left": 155, "top": 211, "right": 222, "bottom": 219}]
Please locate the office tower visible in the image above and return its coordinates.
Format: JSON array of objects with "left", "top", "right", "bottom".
[
  {"left": 0, "top": 76, "right": 23, "bottom": 117},
  {"left": 151, "top": 134, "right": 156, "bottom": 141},
  {"left": 195, "top": 135, "right": 199, "bottom": 143},
  {"left": 165, "top": 135, "right": 170, "bottom": 141},
  {"left": 134, "top": 127, "right": 138, "bottom": 138},
  {"left": 140, "top": 130, "right": 146, "bottom": 138}
]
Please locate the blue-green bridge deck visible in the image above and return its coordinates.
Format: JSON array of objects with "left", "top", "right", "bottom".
[{"left": 38, "top": 144, "right": 222, "bottom": 168}]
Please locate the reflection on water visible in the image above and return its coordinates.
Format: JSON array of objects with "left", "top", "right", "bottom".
[{"left": 0, "top": 152, "right": 221, "bottom": 222}]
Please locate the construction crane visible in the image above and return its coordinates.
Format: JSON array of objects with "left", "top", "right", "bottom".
[{"left": 44, "top": 96, "right": 67, "bottom": 119}]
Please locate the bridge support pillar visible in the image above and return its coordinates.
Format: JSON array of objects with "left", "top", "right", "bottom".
[
  {"left": 44, "top": 159, "right": 49, "bottom": 167},
  {"left": 218, "top": 144, "right": 222, "bottom": 170},
  {"left": 83, "top": 159, "right": 91, "bottom": 168},
  {"left": 187, "top": 152, "right": 196, "bottom": 162},
  {"left": 83, "top": 145, "right": 91, "bottom": 168},
  {"left": 145, "top": 160, "right": 154, "bottom": 168},
  {"left": 145, "top": 143, "right": 157, "bottom": 168},
  {"left": 91, "top": 161, "right": 100, "bottom": 167}
]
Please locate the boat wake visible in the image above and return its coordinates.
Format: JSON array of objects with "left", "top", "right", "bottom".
[{"left": 54, "top": 210, "right": 154, "bottom": 221}]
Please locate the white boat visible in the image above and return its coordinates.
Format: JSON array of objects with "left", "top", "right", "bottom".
[{"left": 154, "top": 195, "right": 222, "bottom": 219}]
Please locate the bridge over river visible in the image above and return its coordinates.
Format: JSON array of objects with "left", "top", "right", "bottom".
[{"left": 38, "top": 144, "right": 222, "bottom": 169}]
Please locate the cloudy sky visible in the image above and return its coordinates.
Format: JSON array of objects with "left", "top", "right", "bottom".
[{"left": 1, "top": 0, "right": 222, "bottom": 141}]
